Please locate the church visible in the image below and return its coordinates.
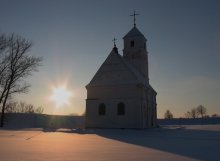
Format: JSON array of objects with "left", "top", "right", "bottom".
[{"left": 85, "top": 14, "right": 157, "bottom": 128}]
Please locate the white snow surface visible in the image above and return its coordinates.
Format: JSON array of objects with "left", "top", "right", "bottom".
[{"left": 0, "top": 125, "right": 220, "bottom": 161}]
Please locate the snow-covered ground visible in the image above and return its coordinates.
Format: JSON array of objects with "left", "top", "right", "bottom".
[{"left": 0, "top": 125, "right": 220, "bottom": 161}]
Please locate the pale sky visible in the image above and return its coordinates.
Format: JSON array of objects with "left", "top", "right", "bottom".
[{"left": 0, "top": 0, "right": 219, "bottom": 118}]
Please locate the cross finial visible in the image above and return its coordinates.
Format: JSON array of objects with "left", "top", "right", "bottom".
[
  {"left": 130, "top": 10, "right": 140, "bottom": 27},
  {"left": 112, "top": 37, "right": 117, "bottom": 47}
]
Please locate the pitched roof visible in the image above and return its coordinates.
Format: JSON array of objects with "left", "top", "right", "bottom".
[
  {"left": 123, "top": 26, "right": 147, "bottom": 41},
  {"left": 86, "top": 47, "right": 150, "bottom": 88}
]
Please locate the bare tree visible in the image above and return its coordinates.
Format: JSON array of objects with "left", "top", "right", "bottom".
[
  {"left": 185, "top": 108, "right": 198, "bottom": 119},
  {"left": 164, "top": 110, "right": 173, "bottom": 119},
  {"left": 34, "top": 106, "right": 44, "bottom": 114},
  {"left": 196, "top": 105, "right": 207, "bottom": 118},
  {"left": 0, "top": 34, "right": 42, "bottom": 127},
  {"left": 5, "top": 101, "right": 18, "bottom": 113},
  {"left": 0, "top": 34, "right": 9, "bottom": 88},
  {"left": 5, "top": 101, "right": 44, "bottom": 114},
  {"left": 24, "top": 104, "right": 34, "bottom": 113},
  {"left": 0, "top": 34, "right": 7, "bottom": 51},
  {"left": 211, "top": 114, "right": 219, "bottom": 118},
  {"left": 191, "top": 108, "right": 198, "bottom": 118},
  {"left": 18, "top": 102, "right": 26, "bottom": 113},
  {"left": 185, "top": 111, "right": 191, "bottom": 119}
]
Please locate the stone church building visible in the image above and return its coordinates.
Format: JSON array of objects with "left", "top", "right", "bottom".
[{"left": 85, "top": 21, "right": 157, "bottom": 128}]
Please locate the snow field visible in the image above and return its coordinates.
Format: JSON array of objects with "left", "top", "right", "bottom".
[{"left": 0, "top": 125, "right": 219, "bottom": 161}]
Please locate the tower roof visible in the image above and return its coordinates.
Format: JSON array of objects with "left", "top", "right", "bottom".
[{"left": 123, "top": 26, "right": 147, "bottom": 41}]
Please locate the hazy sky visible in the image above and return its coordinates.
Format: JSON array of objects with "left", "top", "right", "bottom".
[{"left": 0, "top": 0, "right": 219, "bottom": 118}]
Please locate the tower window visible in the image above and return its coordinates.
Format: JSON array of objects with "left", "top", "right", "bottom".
[
  {"left": 117, "top": 102, "right": 125, "bottom": 115},
  {"left": 98, "top": 103, "right": 106, "bottom": 115},
  {"left": 130, "top": 41, "right": 134, "bottom": 47}
]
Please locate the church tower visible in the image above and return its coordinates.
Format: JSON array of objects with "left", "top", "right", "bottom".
[{"left": 123, "top": 12, "right": 149, "bottom": 81}]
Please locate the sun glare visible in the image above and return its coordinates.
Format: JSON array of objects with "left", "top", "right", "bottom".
[{"left": 50, "top": 86, "right": 72, "bottom": 107}]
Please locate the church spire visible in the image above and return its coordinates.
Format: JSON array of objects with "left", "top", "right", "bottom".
[
  {"left": 112, "top": 37, "right": 118, "bottom": 53},
  {"left": 130, "top": 10, "right": 140, "bottom": 27},
  {"left": 112, "top": 37, "right": 117, "bottom": 48}
]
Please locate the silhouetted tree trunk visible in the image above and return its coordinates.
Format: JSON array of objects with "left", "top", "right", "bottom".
[{"left": 0, "top": 34, "right": 42, "bottom": 127}]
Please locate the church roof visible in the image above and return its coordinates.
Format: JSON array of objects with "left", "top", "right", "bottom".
[
  {"left": 123, "top": 26, "right": 147, "bottom": 41},
  {"left": 86, "top": 46, "right": 152, "bottom": 90}
]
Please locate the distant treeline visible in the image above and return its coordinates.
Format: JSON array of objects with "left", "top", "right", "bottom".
[
  {"left": 1, "top": 113, "right": 85, "bottom": 129},
  {"left": 164, "top": 105, "right": 219, "bottom": 119},
  {"left": 4, "top": 101, "right": 44, "bottom": 114},
  {"left": 1, "top": 113, "right": 220, "bottom": 129},
  {"left": 158, "top": 117, "right": 220, "bottom": 125}
]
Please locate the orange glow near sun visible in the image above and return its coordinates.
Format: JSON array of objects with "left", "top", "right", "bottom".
[{"left": 50, "top": 85, "right": 72, "bottom": 107}]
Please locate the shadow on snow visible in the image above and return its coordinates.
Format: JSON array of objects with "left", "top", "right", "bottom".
[{"left": 59, "top": 125, "right": 220, "bottom": 161}]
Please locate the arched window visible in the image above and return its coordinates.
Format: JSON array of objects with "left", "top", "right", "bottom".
[
  {"left": 117, "top": 102, "right": 125, "bottom": 115},
  {"left": 130, "top": 41, "right": 134, "bottom": 47},
  {"left": 98, "top": 103, "right": 106, "bottom": 115}
]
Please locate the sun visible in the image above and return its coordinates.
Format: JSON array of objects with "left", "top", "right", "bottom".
[{"left": 50, "top": 86, "right": 72, "bottom": 107}]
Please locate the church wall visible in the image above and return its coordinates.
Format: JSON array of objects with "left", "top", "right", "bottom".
[
  {"left": 146, "top": 89, "right": 157, "bottom": 127},
  {"left": 86, "top": 85, "right": 157, "bottom": 128},
  {"left": 85, "top": 98, "right": 142, "bottom": 128}
]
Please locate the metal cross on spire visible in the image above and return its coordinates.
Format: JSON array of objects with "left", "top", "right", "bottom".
[
  {"left": 130, "top": 10, "right": 140, "bottom": 27},
  {"left": 112, "top": 37, "right": 117, "bottom": 47}
]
